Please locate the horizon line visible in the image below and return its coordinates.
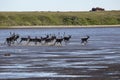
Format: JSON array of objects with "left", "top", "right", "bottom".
[{"left": 0, "top": 10, "right": 119, "bottom": 12}]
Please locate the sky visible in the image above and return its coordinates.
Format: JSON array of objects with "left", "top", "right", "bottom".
[{"left": 0, "top": 0, "right": 120, "bottom": 11}]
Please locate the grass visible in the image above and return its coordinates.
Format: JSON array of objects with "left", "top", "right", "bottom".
[{"left": 0, "top": 11, "right": 120, "bottom": 28}]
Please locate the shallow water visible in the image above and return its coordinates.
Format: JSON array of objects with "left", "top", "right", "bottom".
[{"left": 0, "top": 27, "right": 120, "bottom": 80}]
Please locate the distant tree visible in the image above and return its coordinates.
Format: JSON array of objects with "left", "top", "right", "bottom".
[{"left": 91, "top": 7, "right": 105, "bottom": 11}]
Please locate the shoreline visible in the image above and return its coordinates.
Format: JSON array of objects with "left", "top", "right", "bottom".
[{"left": 0, "top": 25, "right": 120, "bottom": 29}]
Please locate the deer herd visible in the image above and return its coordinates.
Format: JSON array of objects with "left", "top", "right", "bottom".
[{"left": 5, "top": 32, "right": 90, "bottom": 46}]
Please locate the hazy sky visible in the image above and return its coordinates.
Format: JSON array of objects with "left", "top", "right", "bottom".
[{"left": 0, "top": 0, "right": 120, "bottom": 11}]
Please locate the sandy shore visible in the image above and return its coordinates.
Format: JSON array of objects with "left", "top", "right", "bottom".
[{"left": 5, "top": 25, "right": 120, "bottom": 29}]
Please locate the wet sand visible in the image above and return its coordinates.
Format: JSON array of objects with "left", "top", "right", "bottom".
[
  {"left": 6, "top": 25, "right": 120, "bottom": 29},
  {"left": 0, "top": 43, "right": 120, "bottom": 80}
]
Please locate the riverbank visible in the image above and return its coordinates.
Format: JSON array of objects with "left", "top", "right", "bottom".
[
  {"left": 1, "top": 25, "right": 120, "bottom": 29},
  {"left": 0, "top": 11, "right": 120, "bottom": 27}
]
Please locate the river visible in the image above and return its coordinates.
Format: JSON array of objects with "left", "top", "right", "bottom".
[{"left": 0, "top": 27, "right": 120, "bottom": 80}]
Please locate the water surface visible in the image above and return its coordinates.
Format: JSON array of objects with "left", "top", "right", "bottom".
[{"left": 0, "top": 27, "right": 120, "bottom": 80}]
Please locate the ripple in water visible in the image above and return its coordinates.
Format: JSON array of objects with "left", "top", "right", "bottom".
[{"left": 0, "top": 72, "right": 91, "bottom": 79}]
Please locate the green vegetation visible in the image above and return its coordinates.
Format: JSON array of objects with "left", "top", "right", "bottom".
[{"left": 0, "top": 11, "right": 120, "bottom": 27}]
